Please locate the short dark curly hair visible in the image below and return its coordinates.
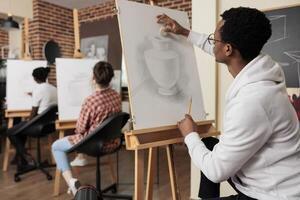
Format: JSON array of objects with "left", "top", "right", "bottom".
[
  {"left": 32, "top": 67, "right": 50, "bottom": 82},
  {"left": 220, "top": 7, "right": 272, "bottom": 61},
  {"left": 93, "top": 61, "right": 114, "bottom": 87}
]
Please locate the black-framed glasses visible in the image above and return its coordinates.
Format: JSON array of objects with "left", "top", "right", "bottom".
[{"left": 207, "top": 33, "right": 224, "bottom": 45}]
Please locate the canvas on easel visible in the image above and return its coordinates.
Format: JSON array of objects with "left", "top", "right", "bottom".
[
  {"left": 3, "top": 59, "right": 46, "bottom": 172},
  {"left": 116, "top": 1, "right": 219, "bottom": 199},
  {"left": 56, "top": 58, "right": 99, "bottom": 121},
  {"left": 116, "top": 0, "right": 206, "bottom": 130},
  {"left": 6, "top": 60, "right": 47, "bottom": 110}
]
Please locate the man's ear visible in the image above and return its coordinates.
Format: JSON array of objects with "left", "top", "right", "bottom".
[{"left": 224, "top": 44, "right": 233, "bottom": 57}]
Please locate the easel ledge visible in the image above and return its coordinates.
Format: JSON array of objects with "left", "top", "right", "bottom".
[
  {"left": 5, "top": 109, "right": 31, "bottom": 118},
  {"left": 125, "top": 120, "right": 219, "bottom": 150},
  {"left": 124, "top": 119, "right": 219, "bottom": 200},
  {"left": 55, "top": 120, "right": 76, "bottom": 130}
]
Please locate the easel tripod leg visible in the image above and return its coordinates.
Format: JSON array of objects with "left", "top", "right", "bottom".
[
  {"left": 166, "top": 145, "right": 181, "bottom": 200},
  {"left": 53, "top": 169, "right": 61, "bottom": 196},
  {"left": 53, "top": 130, "right": 65, "bottom": 196},
  {"left": 134, "top": 149, "right": 144, "bottom": 200},
  {"left": 145, "top": 147, "right": 157, "bottom": 200},
  {"left": 3, "top": 118, "right": 14, "bottom": 172}
]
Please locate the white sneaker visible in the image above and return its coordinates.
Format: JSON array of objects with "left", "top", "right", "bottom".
[
  {"left": 70, "top": 156, "right": 88, "bottom": 167},
  {"left": 68, "top": 178, "right": 81, "bottom": 196}
]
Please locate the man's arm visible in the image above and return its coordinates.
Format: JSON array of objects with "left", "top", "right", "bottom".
[
  {"left": 157, "top": 14, "right": 190, "bottom": 37},
  {"left": 29, "top": 106, "right": 38, "bottom": 120},
  {"left": 157, "top": 14, "right": 214, "bottom": 55},
  {"left": 178, "top": 100, "right": 272, "bottom": 183}
]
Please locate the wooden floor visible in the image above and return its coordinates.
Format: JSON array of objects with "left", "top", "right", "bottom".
[{"left": 0, "top": 142, "right": 191, "bottom": 200}]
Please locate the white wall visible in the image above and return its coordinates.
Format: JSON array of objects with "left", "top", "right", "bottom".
[
  {"left": 191, "top": 0, "right": 300, "bottom": 199},
  {"left": 0, "top": 0, "right": 33, "bottom": 59},
  {"left": 8, "top": 28, "right": 22, "bottom": 58},
  {"left": 191, "top": 1, "right": 217, "bottom": 198},
  {"left": 0, "top": 0, "right": 33, "bottom": 19}
]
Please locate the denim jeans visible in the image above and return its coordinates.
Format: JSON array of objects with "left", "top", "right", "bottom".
[
  {"left": 199, "top": 137, "right": 256, "bottom": 200},
  {"left": 51, "top": 137, "right": 73, "bottom": 172}
]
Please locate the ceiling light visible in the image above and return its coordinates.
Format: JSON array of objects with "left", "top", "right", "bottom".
[{"left": 1, "top": 14, "right": 19, "bottom": 31}]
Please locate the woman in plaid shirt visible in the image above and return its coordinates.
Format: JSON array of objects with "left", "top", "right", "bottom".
[{"left": 52, "top": 61, "right": 121, "bottom": 196}]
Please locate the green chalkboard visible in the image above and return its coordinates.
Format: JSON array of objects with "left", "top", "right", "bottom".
[{"left": 263, "top": 5, "right": 300, "bottom": 88}]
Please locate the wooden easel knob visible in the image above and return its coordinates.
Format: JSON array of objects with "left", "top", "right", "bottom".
[{"left": 73, "top": 49, "right": 84, "bottom": 58}]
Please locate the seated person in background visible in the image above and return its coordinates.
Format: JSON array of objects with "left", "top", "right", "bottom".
[
  {"left": 52, "top": 61, "right": 121, "bottom": 196},
  {"left": 8, "top": 67, "right": 57, "bottom": 167}
]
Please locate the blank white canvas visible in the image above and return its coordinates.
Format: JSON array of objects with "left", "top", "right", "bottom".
[
  {"left": 6, "top": 60, "right": 47, "bottom": 110},
  {"left": 56, "top": 58, "right": 99, "bottom": 120},
  {"left": 117, "top": 0, "right": 206, "bottom": 129}
]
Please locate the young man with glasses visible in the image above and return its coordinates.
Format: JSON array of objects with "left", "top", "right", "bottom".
[{"left": 157, "top": 7, "right": 300, "bottom": 200}]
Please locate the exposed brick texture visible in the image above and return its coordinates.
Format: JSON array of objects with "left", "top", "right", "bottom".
[
  {"left": 27, "top": 0, "right": 74, "bottom": 85},
  {"left": 29, "top": 0, "right": 74, "bottom": 60},
  {"left": 0, "top": 29, "right": 9, "bottom": 59},
  {"left": 79, "top": 0, "right": 192, "bottom": 24},
  {"left": 29, "top": 0, "right": 191, "bottom": 60},
  {"left": 78, "top": 1, "right": 116, "bottom": 23},
  {"left": 26, "top": 0, "right": 191, "bottom": 85}
]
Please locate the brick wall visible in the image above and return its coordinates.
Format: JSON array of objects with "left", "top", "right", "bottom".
[
  {"left": 158, "top": 0, "right": 192, "bottom": 20},
  {"left": 78, "top": 1, "right": 115, "bottom": 23},
  {"left": 79, "top": 0, "right": 192, "bottom": 24},
  {"left": 27, "top": 0, "right": 74, "bottom": 85},
  {"left": 25, "top": 0, "right": 191, "bottom": 85},
  {"left": 29, "top": 0, "right": 74, "bottom": 60},
  {"left": 28, "top": 0, "right": 191, "bottom": 58},
  {"left": 0, "top": 29, "right": 9, "bottom": 59}
]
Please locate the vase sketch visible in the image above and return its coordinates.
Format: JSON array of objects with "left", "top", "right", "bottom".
[
  {"left": 144, "top": 36, "right": 180, "bottom": 95},
  {"left": 68, "top": 74, "right": 92, "bottom": 106}
]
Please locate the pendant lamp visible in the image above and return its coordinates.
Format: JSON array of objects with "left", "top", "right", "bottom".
[
  {"left": 1, "top": 0, "right": 19, "bottom": 31},
  {"left": 1, "top": 14, "right": 19, "bottom": 31}
]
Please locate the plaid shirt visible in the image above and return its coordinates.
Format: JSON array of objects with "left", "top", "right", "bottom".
[{"left": 68, "top": 88, "right": 121, "bottom": 148}]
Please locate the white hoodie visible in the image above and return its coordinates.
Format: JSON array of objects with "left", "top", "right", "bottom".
[{"left": 184, "top": 31, "right": 300, "bottom": 200}]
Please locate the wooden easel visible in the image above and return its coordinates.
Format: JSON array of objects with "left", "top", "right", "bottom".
[
  {"left": 115, "top": 1, "right": 220, "bottom": 199},
  {"left": 2, "top": 16, "right": 33, "bottom": 171},
  {"left": 2, "top": 110, "right": 31, "bottom": 171},
  {"left": 22, "top": 17, "right": 32, "bottom": 60},
  {"left": 73, "top": 9, "right": 84, "bottom": 59},
  {"left": 125, "top": 120, "right": 219, "bottom": 200}
]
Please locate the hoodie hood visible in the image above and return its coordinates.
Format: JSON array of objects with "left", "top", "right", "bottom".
[{"left": 226, "top": 54, "right": 286, "bottom": 102}]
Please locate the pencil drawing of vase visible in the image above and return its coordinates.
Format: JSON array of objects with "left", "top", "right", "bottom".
[
  {"left": 68, "top": 73, "right": 91, "bottom": 106},
  {"left": 144, "top": 36, "right": 180, "bottom": 95}
]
